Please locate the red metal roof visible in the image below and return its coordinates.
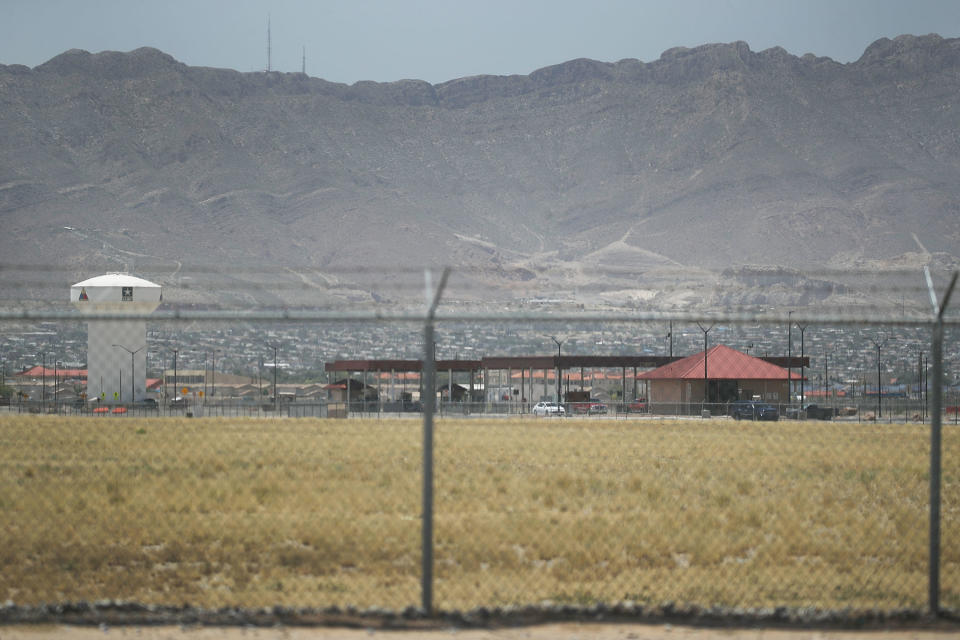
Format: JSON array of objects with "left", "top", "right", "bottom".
[
  {"left": 17, "top": 366, "right": 87, "bottom": 378},
  {"left": 637, "top": 345, "right": 802, "bottom": 381}
]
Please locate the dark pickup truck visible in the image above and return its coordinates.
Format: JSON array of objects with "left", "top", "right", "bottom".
[
  {"left": 786, "top": 404, "right": 836, "bottom": 420},
  {"left": 804, "top": 404, "right": 836, "bottom": 420}
]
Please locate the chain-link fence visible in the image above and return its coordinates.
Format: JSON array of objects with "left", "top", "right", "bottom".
[{"left": 1, "top": 268, "right": 958, "bottom": 621}]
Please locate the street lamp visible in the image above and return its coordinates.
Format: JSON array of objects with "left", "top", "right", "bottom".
[
  {"left": 824, "top": 344, "right": 832, "bottom": 401},
  {"left": 795, "top": 322, "right": 807, "bottom": 407},
  {"left": 113, "top": 344, "right": 145, "bottom": 403},
  {"left": 549, "top": 336, "right": 564, "bottom": 406},
  {"left": 171, "top": 348, "right": 178, "bottom": 405},
  {"left": 787, "top": 311, "right": 793, "bottom": 406},
  {"left": 697, "top": 323, "right": 715, "bottom": 404},
  {"left": 211, "top": 349, "right": 220, "bottom": 397},
  {"left": 266, "top": 343, "right": 280, "bottom": 412}
]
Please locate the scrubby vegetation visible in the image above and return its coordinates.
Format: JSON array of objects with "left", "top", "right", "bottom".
[{"left": 0, "top": 415, "right": 956, "bottom": 611}]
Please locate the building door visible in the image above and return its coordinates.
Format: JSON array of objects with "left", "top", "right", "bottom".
[{"left": 717, "top": 380, "right": 739, "bottom": 403}]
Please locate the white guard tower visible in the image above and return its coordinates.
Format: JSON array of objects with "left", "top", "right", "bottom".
[{"left": 71, "top": 273, "right": 162, "bottom": 404}]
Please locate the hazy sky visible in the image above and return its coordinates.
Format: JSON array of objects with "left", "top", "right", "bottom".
[{"left": 3, "top": 0, "right": 959, "bottom": 85}]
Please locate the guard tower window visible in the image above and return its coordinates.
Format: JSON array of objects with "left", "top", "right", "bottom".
[{"left": 122, "top": 286, "right": 133, "bottom": 301}]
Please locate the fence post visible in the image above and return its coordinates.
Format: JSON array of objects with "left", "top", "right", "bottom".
[
  {"left": 924, "top": 268, "right": 956, "bottom": 616},
  {"left": 421, "top": 268, "right": 449, "bottom": 614},
  {"left": 930, "top": 319, "right": 943, "bottom": 615}
]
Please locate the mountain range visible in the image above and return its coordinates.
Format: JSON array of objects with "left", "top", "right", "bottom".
[{"left": 2, "top": 34, "right": 959, "bottom": 311}]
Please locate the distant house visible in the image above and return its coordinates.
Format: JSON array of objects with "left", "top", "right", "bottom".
[
  {"left": 324, "top": 378, "right": 379, "bottom": 404},
  {"left": 439, "top": 382, "right": 483, "bottom": 403},
  {"left": 637, "top": 345, "right": 801, "bottom": 412},
  {"left": 15, "top": 366, "right": 87, "bottom": 381}
]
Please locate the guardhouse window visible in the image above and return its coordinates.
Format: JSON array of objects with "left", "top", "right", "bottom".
[{"left": 122, "top": 287, "right": 133, "bottom": 301}]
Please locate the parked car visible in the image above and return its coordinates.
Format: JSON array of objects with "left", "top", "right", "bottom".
[
  {"left": 569, "top": 401, "right": 590, "bottom": 414},
  {"left": 169, "top": 396, "right": 189, "bottom": 408},
  {"left": 570, "top": 400, "right": 606, "bottom": 414},
  {"left": 730, "top": 401, "right": 779, "bottom": 421},
  {"left": 588, "top": 402, "right": 608, "bottom": 415},
  {"left": 626, "top": 399, "right": 647, "bottom": 413},
  {"left": 785, "top": 404, "right": 835, "bottom": 420},
  {"left": 532, "top": 401, "right": 565, "bottom": 416}
]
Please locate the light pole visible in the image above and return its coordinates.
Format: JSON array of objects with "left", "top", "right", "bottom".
[
  {"left": 211, "top": 349, "right": 220, "bottom": 397},
  {"left": 870, "top": 335, "right": 888, "bottom": 419},
  {"left": 917, "top": 347, "right": 923, "bottom": 404},
  {"left": 550, "top": 336, "right": 564, "bottom": 406},
  {"left": 824, "top": 345, "right": 831, "bottom": 402},
  {"left": 113, "top": 344, "right": 145, "bottom": 403},
  {"left": 796, "top": 322, "right": 807, "bottom": 407},
  {"left": 787, "top": 311, "right": 793, "bottom": 406},
  {"left": 172, "top": 348, "right": 178, "bottom": 405},
  {"left": 257, "top": 356, "right": 263, "bottom": 403},
  {"left": 267, "top": 343, "right": 279, "bottom": 413},
  {"left": 697, "top": 323, "right": 715, "bottom": 404}
]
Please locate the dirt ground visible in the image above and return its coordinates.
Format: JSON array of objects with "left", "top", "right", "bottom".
[{"left": 1, "top": 623, "right": 959, "bottom": 640}]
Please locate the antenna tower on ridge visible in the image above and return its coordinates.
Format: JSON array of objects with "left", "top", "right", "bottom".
[
  {"left": 266, "top": 14, "right": 272, "bottom": 72},
  {"left": 302, "top": 45, "right": 306, "bottom": 75}
]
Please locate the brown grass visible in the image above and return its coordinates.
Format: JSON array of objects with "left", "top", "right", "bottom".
[{"left": 0, "top": 415, "right": 956, "bottom": 611}]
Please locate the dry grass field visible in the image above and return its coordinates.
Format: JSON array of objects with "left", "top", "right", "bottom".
[{"left": 0, "top": 415, "right": 957, "bottom": 612}]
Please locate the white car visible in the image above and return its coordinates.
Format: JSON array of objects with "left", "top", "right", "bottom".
[{"left": 532, "top": 401, "right": 565, "bottom": 416}]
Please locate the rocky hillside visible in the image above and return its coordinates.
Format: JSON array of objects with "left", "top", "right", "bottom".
[{"left": 2, "top": 35, "right": 959, "bottom": 310}]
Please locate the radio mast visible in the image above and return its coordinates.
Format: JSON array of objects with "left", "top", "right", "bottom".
[
  {"left": 266, "top": 15, "right": 272, "bottom": 72},
  {"left": 302, "top": 45, "right": 306, "bottom": 75}
]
